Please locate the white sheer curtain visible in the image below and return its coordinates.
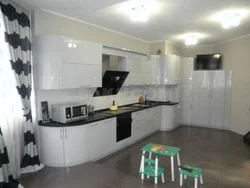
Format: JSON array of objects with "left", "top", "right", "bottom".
[{"left": 0, "top": 11, "right": 24, "bottom": 179}]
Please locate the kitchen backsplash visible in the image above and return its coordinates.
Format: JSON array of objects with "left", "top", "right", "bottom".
[{"left": 36, "top": 85, "right": 177, "bottom": 120}]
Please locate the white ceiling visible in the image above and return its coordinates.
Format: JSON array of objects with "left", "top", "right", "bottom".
[{"left": 15, "top": 0, "right": 250, "bottom": 46}]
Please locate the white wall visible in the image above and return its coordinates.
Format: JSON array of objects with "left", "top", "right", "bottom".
[
  {"left": 149, "top": 41, "right": 165, "bottom": 55},
  {"left": 36, "top": 86, "right": 173, "bottom": 120},
  {"left": 165, "top": 41, "right": 183, "bottom": 56},
  {"left": 149, "top": 41, "right": 183, "bottom": 56},
  {"left": 182, "top": 45, "right": 214, "bottom": 57},
  {"left": 182, "top": 35, "right": 250, "bottom": 135},
  {"left": 33, "top": 10, "right": 149, "bottom": 54}
]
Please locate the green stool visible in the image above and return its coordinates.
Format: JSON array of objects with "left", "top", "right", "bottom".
[
  {"left": 140, "top": 154, "right": 165, "bottom": 184},
  {"left": 179, "top": 165, "right": 203, "bottom": 188}
]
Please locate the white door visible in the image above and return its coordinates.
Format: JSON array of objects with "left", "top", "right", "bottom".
[
  {"left": 191, "top": 71, "right": 211, "bottom": 126},
  {"left": 62, "top": 63, "right": 102, "bottom": 88},
  {"left": 64, "top": 125, "right": 90, "bottom": 166},
  {"left": 224, "top": 71, "right": 232, "bottom": 129},
  {"left": 209, "top": 71, "right": 226, "bottom": 128},
  {"left": 39, "top": 126, "right": 64, "bottom": 167}
]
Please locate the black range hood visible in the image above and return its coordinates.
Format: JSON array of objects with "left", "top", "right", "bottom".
[{"left": 93, "top": 71, "right": 129, "bottom": 97}]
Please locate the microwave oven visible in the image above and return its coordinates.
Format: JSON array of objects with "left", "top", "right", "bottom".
[{"left": 52, "top": 103, "right": 88, "bottom": 123}]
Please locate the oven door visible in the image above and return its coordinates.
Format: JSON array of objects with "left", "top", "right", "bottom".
[
  {"left": 116, "top": 118, "right": 132, "bottom": 142},
  {"left": 72, "top": 105, "right": 88, "bottom": 121}
]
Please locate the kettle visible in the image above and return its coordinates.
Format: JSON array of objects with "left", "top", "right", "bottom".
[{"left": 109, "top": 100, "right": 118, "bottom": 111}]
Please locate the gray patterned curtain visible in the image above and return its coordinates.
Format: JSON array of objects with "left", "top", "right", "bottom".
[{"left": 0, "top": 0, "right": 43, "bottom": 174}]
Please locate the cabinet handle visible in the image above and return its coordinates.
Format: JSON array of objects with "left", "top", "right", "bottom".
[
  {"left": 65, "top": 129, "right": 67, "bottom": 139},
  {"left": 60, "top": 129, "right": 63, "bottom": 139}
]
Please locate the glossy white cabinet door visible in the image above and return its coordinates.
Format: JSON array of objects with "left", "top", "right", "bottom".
[
  {"left": 191, "top": 71, "right": 211, "bottom": 126},
  {"left": 63, "top": 38, "right": 102, "bottom": 65},
  {"left": 89, "top": 118, "right": 116, "bottom": 160},
  {"left": 180, "top": 103, "right": 192, "bottom": 124},
  {"left": 39, "top": 126, "right": 64, "bottom": 167},
  {"left": 154, "top": 107, "right": 162, "bottom": 130},
  {"left": 161, "top": 106, "right": 176, "bottom": 131},
  {"left": 62, "top": 63, "right": 102, "bottom": 88},
  {"left": 180, "top": 57, "right": 194, "bottom": 84},
  {"left": 83, "top": 41, "right": 102, "bottom": 65},
  {"left": 33, "top": 36, "right": 63, "bottom": 89},
  {"left": 179, "top": 84, "right": 193, "bottom": 103},
  {"left": 64, "top": 125, "right": 90, "bottom": 166},
  {"left": 209, "top": 71, "right": 226, "bottom": 128},
  {"left": 175, "top": 105, "right": 181, "bottom": 127},
  {"left": 150, "top": 56, "right": 162, "bottom": 85},
  {"left": 162, "top": 55, "right": 176, "bottom": 85}
]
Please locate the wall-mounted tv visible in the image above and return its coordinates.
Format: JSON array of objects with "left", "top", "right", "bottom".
[{"left": 195, "top": 54, "right": 222, "bottom": 70}]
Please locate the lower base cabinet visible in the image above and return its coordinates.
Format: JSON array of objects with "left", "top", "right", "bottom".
[
  {"left": 39, "top": 105, "right": 175, "bottom": 167},
  {"left": 39, "top": 118, "right": 116, "bottom": 167},
  {"left": 161, "top": 105, "right": 180, "bottom": 131}
]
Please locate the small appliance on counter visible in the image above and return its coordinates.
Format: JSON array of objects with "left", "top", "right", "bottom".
[
  {"left": 109, "top": 100, "right": 118, "bottom": 111},
  {"left": 51, "top": 103, "right": 88, "bottom": 124}
]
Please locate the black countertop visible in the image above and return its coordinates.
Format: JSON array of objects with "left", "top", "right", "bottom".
[{"left": 38, "top": 101, "right": 179, "bottom": 127}]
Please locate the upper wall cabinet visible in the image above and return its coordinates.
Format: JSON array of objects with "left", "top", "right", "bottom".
[
  {"left": 62, "top": 38, "right": 102, "bottom": 65},
  {"left": 148, "top": 55, "right": 181, "bottom": 85},
  {"left": 33, "top": 36, "right": 103, "bottom": 89},
  {"left": 118, "top": 57, "right": 152, "bottom": 86}
]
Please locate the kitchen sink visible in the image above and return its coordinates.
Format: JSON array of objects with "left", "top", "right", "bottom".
[{"left": 132, "top": 104, "right": 151, "bottom": 108}]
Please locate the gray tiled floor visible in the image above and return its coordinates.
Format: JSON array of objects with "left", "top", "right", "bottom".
[{"left": 20, "top": 126, "right": 250, "bottom": 188}]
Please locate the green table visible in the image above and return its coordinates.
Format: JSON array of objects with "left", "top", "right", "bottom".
[{"left": 140, "top": 143, "right": 181, "bottom": 182}]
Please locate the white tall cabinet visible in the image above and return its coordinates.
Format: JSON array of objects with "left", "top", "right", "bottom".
[{"left": 191, "top": 70, "right": 232, "bottom": 129}]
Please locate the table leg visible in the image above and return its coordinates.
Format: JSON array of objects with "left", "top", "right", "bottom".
[
  {"left": 139, "top": 151, "right": 145, "bottom": 173},
  {"left": 171, "top": 156, "right": 175, "bottom": 182},
  {"left": 200, "top": 174, "right": 203, "bottom": 184},
  {"left": 180, "top": 174, "right": 183, "bottom": 186},
  {"left": 147, "top": 152, "right": 152, "bottom": 179},
  {"left": 177, "top": 152, "right": 181, "bottom": 174},
  {"left": 195, "top": 178, "right": 198, "bottom": 188}
]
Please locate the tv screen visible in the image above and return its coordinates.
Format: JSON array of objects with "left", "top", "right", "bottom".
[{"left": 195, "top": 54, "right": 222, "bottom": 70}]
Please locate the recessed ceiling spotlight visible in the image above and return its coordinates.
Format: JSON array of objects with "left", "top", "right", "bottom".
[
  {"left": 213, "top": 10, "right": 248, "bottom": 29},
  {"left": 179, "top": 33, "right": 204, "bottom": 46},
  {"left": 122, "top": 0, "right": 159, "bottom": 22}
]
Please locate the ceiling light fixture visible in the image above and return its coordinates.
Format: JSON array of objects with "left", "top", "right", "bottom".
[
  {"left": 179, "top": 33, "right": 204, "bottom": 46},
  {"left": 185, "top": 36, "right": 198, "bottom": 45},
  {"left": 213, "top": 10, "right": 248, "bottom": 29},
  {"left": 123, "top": 0, "right": 159, "bottom": 22}
]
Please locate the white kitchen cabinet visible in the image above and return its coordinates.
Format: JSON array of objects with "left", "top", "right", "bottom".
[
  {"left": 161, "top": 105, "right": 179, "bottom": 131},
  {"left": 179, "top": 57, "right": 194, "bottom": 124},
  {"left": 89, "top": 118, "right": 116, "bottom": 161},
  {"left": 33, "top": 35, "right": 102, "bottom": 89},
  {"left": 33, "top": 36, "right": 63, "bottom": 89},
  {"left": 209, "top": 71, "right": 226, "bottom": 128},
  {"left": 152, "top": 106, "right": 161, "bottom": 130},
  {"left": 162, "top": 55, "right": 178, "bottom": 85},
  {"left": 191, "top": 71, "right": 211, "bottom": 126},
  {"left": 39, "top": 126, "right": 64, "bottom": 167},
  {"left": 150, "top": 55, "right": 162, "bottom": 85},
  {"left": 191, "top": 70, "right": 230, "bottom": 128},
  {"left": 39, "top": 118, "right": 116, "bottom": 167},
  {"left": 64, "top": 125, "right": 90, "bottom": 166},
  {"left": 62, "top": 63, "right": 102, "bottom": 88},
  {"left": 62, "top": 38, "right": 102, "bottom": 65},
  {"left": 118, "top": 57, "right": 152, "bottom": 86}
]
